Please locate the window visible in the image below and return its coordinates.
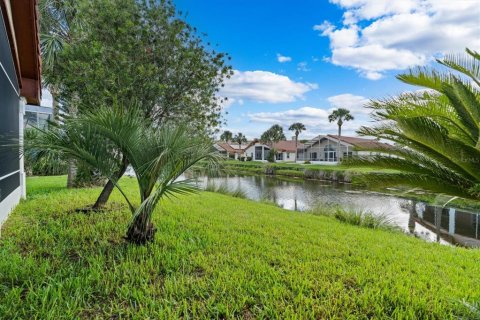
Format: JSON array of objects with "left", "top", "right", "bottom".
[
  {"left": 287, "top": 153, "right": 290, "bottom": 159},
  {"left": 324, "top": 145, "right": 336, "bottom": 162}
]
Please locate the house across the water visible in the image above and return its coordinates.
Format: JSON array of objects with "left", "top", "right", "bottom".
[
  {"left": 297, "top": 135, "right": 391, "bottom": 164},
  {"left": 214, "top": 139, "right": 304, "bottom": 162},
  {"left": 214, "top": 135, "right": 390, "bottom": 164}
]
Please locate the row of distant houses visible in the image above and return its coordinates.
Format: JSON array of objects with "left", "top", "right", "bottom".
[{"left": 214, "top": 135, "right": 390, "bottom": 164}]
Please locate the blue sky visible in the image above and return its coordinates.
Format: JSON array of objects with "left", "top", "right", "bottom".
[{"left": 174, "top": 0, "right": 480, "bottom": 139}]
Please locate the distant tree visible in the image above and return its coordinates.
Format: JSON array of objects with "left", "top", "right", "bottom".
[
  {"left": 49, "top": 0, "right": 232, "bottom": 209},
  {"left": 261, "top": 124, "right": 286, "bottom": 146},
  {"left": 220, "top": 130, "right": 233, "bottom": 142},
  {"left": 289, "top": 122, "right": 306, "bottom": 160},
  {"left": 328, "top": 108, "right": 354, "bottom": 161},
  {"left": 260, "top": 125, "right": 286, "bottom": 162},
  {"left": 233, "top": 133, "right": 248, "bottom": 158}
]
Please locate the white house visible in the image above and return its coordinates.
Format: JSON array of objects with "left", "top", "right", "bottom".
[
  {"left": 214, "top": 139, "right": 303, "bottom": 162},
  {"left": 0, "top": 0, "right": 42, "bottom": 228},
  {"left": 297, "top": 135, "right": 391, "bottom": 164},
  {"left": 243, "top": 140, "right": 302, "bottom": 162}
]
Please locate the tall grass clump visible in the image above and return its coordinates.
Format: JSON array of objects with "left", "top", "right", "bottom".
[
  {"left": 310, "top": 205, "right": 396, "bottom": 230},
  {"left": 204, "top": 182, "right": 247, "bottom": 199}
]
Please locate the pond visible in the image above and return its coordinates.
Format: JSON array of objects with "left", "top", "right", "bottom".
[{"left": 191, "top": 173, "right": 480, "bottom": 248}]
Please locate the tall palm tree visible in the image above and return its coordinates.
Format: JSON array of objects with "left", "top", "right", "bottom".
[
  {"left": 31, "top": 107, "right": 219, "bottom": 243},
  {"left": 347, "top": 48, "right": 480, "bottom": 200},
  {"left": 39, "top": 0, "right": 79, "bottom": 187},
  {"left": 220, "top": 130, "right": 233, "bottom": 142},
  {"left": 328, "top": 108, "right": 354, "bottom": 161},
  {"left": 289, "top": 122, "right": 306, "bottom": 161},
  {"left": 233, "top": 133, "right": 247, "bottom": 159}
]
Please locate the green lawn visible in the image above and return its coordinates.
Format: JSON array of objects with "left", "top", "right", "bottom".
[{"left": 1, "top": 176, "right": 479, "bottom": 319}]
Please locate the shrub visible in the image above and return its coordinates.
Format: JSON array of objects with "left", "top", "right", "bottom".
[{"left": 304, "top": 161, "right": 311, "bottom": 164}]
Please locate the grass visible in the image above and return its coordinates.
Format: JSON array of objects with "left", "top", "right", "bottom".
[
  {"left": 309, "top": 205, "right": 397, "bottom": 231},
  {"left": 205, "top": 183, "right": 247, "bottom": 198},
  {"left": 1, "top": 176, "right": 480, "bottom": 318},
  {"left": 222, "top": 160, "right": 396, "bottom": 173}
]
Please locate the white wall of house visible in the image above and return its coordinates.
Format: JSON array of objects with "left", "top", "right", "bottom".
[
  {"left": 243, "top": 142, "right": 297, "bottom": 162},
  {"left": 299, "top": 136, "right": 355, "bottom": 162}
]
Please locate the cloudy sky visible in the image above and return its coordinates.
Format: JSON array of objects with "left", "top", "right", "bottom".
[{"left": 173, "top": 0, "right": 479, "bottom": 139}]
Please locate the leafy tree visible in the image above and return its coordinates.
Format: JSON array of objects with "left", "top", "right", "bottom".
[
  {"left": 220, "top": 130, "right": 233, "bottom": 142},
  {"left": 289, "top": 122, "right": 306, "bottom": 160},
  {"left": 260, "top": 124, "right": 286, "bottom": 146},
  {"left": 328, "top": 108, "right": 354, "bottom": 161},
  {"left": 260, "top": 125, "right": 286, "bottom": 162},
  {"left": 347, "top": 49, "right": 480, "bottom": 200},
  {"left": 48, "top": 0, "right": 232, "bottom": 208},
  {"left": 233, "top": 133, "right": 247, "bottom": 158},
  {"left": 32, "top": 107, "right": 219, "bottom": 244}
]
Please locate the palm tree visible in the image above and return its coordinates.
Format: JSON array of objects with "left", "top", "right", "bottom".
[
  {"left": 39, "top": 0, "right": 79, "bottom": 187},
  {"left": 220, "top": 130, "right": 233, "bottom": 142},
  {"left": 260, "top": 125, "right": 286, "bottom": 162},
  {"left": 289, "top": 122, "right": 306, "bottom": 161},
  {"left": 31, "top": 107, "right": 219, "bottom": 243},
  {"left": 328, "top": 108, "right": 354, "bottom": 161},
  {"left": 233, "top": 133, "right": 247, "bottom": 159},
  {"left": 347, "top": 48, "right": 480, "bottom": 200}
]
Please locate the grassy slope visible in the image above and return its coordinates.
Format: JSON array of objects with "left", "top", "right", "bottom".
[{"left": 0, "top": 176, "right": 479, "bottom": 319}]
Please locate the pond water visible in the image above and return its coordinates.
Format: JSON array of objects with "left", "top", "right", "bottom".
[{"left": 191, "top": 174, "right": 480, "bottom": 248}]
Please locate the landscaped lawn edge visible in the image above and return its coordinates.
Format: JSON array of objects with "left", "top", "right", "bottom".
[{"left": 0, "top": 176, "right": 479, "bottom": 319}]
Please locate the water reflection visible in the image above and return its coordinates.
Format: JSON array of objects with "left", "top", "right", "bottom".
[{"left": 194, "top": 174, "right": 480, "bottom": 248}]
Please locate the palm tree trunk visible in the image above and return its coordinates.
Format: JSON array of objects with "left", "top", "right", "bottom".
[
  {"left": 125, "top": 206, "right": 156, "bottom": 244},
  {"left": 337, "top": 124, "right": 341, "bottom": 162},
  {"left": 92, "top": 158, "right": 129, "bottom": 209},
  {"left": 295, "top": 134, "right": 298, "bottom": 162},
  {"left": 66, "top": 159, "right": 77, "bottom": 188}
]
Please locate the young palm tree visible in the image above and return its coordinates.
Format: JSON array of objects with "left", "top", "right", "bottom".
[
  {"left": 289, "top": 122, "right": 306, "bottom": 161},
  {"left": 32, "top": 107, "right": 219, "bottom": 244},
  {"left": 233, "top": 133, "right": 247, "bottom": 158},
  {"left": 328, "top": 108, "right": 354, "bottom": 161},
  {"left": 347, "top": 48, "right": 480, "bottom": 200},
  {"left": 220, "top": 130, "right": 233, "bottom": 142}
]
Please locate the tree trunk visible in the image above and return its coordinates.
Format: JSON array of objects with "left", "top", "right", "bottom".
[
  {"left": 125, "top": 207, "right": 157, "bottom": 244},
  {"left": 337, "top": 124, "right": 341, "bottom": 162},
  {"left": 66, "top": 159, "right": 77, "bottom": 188},
  {"left": 295, "top": 134, "right": 298, "bottom": 162},
  {"left": 50, "top": 85, "right": 60, "bottom": 120},
  {"left": 92, "top": 158, "right": 129, "bottom": 209}
]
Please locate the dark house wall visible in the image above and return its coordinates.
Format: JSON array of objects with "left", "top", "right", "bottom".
[{"left": 0, "top": 7, "right": 20, "bottom": 203}]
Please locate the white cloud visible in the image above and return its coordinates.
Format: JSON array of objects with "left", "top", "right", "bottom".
[
  {"left": 247, "top": 93, "right": 372, "bottom": 137},
  {"left": 297, "top": 61, "right": 310, "bottom": 72},
  {"left": 220, "top": 70, "right": 318, "bottom": 104},
  {"left": 316, "top": 0, "right": 480, "bottom": 79},
  {"left": 327, "top": 93, "right": 370, "bottom": 114},
  {"left": 277, "top": 53, "right": 292, "bottom": 63}
]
